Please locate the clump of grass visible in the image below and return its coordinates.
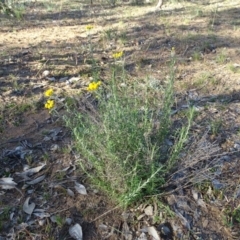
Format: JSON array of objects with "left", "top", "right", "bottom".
[
  {"left": 117, "top": 31, "right": 127, "bottom": 45},
  {"left": 103, "top": 28, "right": 116, "bottom": 41},
  {"left": 195, "top": 9, "right": 204, "bottom": 18},
  {"left": 0, "top": 1, "right": 25, "bottom": 19},
  {"left": 0, "top": 206, "right": 11, "bottom": 232},
  {"left": 216, "top": 49, "right": 228, "bottom": 64},
  {"left": 0, "top": 101, "right": 34, "bottom": 130},
  {"left": 228, "top": 63, "right": 240, "bottom": 73},
  {"left": 192, "top": 51, "right": 202, "bottom": 61},
  {"left": 191, "top": 72, "right": 218, "bottom": 90},
  {"left": 65, "top": 58, "right": 194, "bottom": 207}
]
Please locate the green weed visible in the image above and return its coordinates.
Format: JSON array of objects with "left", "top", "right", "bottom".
[
  {"left": 223, "top": 206, "right": 240, "bottom": 227},
  {"left": 41, "top": 153, "right": 50, "bottom": 162},
  {"left": 65, "top": 57, "right": 194, "bottom": 207},
  {"left": 25, "top": 155, "right": 33, "bottom": 165},
  {"left": 55, "top": 215, "right": 65, "bottom": 227},
  {"left": 55, "top": 171, "right": 65, "bottom": 180},
  {"left": 232, "top": 207, "right": 240, "bottom": 223},
  {"left": 210, "top": 119, "right": 222, "bottom": 135},
  {"left": 43, "top": 192, "right": 51, "bottom": 201}
]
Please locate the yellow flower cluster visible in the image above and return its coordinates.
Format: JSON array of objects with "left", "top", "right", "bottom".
[
  {"left": 44, "top": 89, "right": 55, "bottom": 110},
  {"left": 87, "top": 81, "right": 101, "bottom": 91},
  {"left": 44, "top": 88, "right": 53, "bottom": 97},
  {"left": 86, "top": 25, "right": 94, "bottom": 31},
  {"left": 112, "top": 51, "right": 123, "bottom": 59},
  {"left": 45, "top": 99, "right": 55, "bottom": 109}
]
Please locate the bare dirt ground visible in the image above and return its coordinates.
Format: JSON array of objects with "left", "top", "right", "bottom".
[{"left": 1, "top": 0, "right": 240, "bottom": 239}]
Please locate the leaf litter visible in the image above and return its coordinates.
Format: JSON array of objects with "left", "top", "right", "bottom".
[
  {"left": 23, "top": 197, "right": 36, "bottom": 215},
  {"left": 69, "top": 223, "right": 83, "bottom": 240}
]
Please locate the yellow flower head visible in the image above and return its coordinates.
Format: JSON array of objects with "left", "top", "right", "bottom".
[
  {"left": 44, "top": 89, "right": 54, "bottom": 97},
  {"left": 171, "top": 47, "right": 175, "bottom": 57},
  {"left": 87, "top": 81, "right": 101, "bottom": 91},
  {"left": 112, "top": 51, "right": 123, "bottom": 59},
  {"left": 45, "top": 99, "right": 55, "bottom": 110},
  {"left": 86, "top": 25, "right": 94, "bottom": 31}
]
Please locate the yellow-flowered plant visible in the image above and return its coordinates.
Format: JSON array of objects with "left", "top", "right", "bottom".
[
  {"left": 45, "top": 99, "right": 55, "bottom": 110},
  {"left": 44, "top": 89, "right": 55, "bottom": 111},
  {"left": 86, "top": 25, "right": 94, "bottom": 31},
  {"left": 44, "top": 88, "right": 54, "bottom": 97},
  {"left": 171, "top": 47, "right": 175, "bottom": 57},
  {"left": 87, "top": 81, "right": 101, "bottom": 91},
  {"left": 112, "top": 51, "right": 123, "bottom": 59}
]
